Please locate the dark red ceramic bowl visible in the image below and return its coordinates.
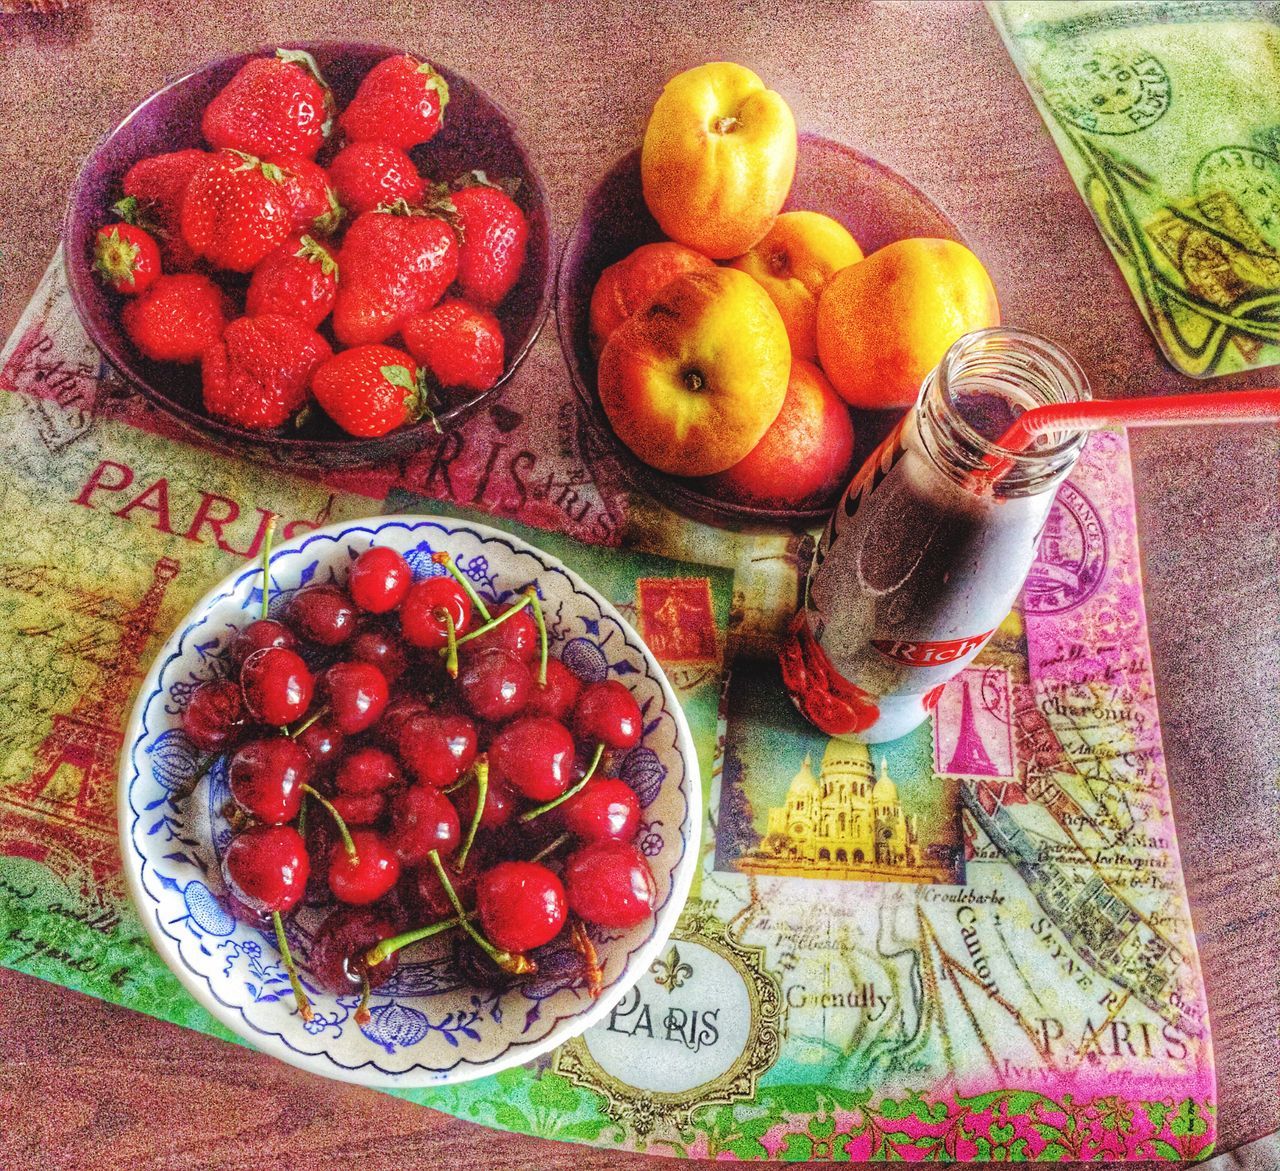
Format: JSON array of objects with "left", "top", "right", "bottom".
[
  {"left": 64, "top": 42, "right": 552, "bottom": 470},
  {"left": 556, "top": 132, "right": 965, "bottom": 528}
]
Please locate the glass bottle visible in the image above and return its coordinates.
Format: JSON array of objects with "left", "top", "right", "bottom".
[{"left": 779, "top": 327, "right": 1090, "bottom": 744}]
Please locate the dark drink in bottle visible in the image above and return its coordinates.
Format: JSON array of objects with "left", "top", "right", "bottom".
[{"left": 780, "top": 327, "right": 1089, "bottom": 743}]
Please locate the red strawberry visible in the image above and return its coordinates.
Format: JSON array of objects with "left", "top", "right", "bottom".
[
  {"left": 120, "top": 148, "right": 208, "bottom": 270},
  {"left": 331, "top": 207, "right": 458, "bottom": 346},
  {"left": 402, "top": 298, "right": 505, "bottom": 392},
  {"left": 340, "top": 54, "right": 449, "bottom": 149},
  {"left": 121, "top": 273, "right": 228, "bottom": 363},
  {"left": 327, "top": 141, "right": 425, "bottom": 216},
  {"left": 93, "top": 222, "right": 161, "bottom": 295},
  {"left": 311, "top": 344, "right": 436, "bottom": 437},
  {"left": 272, "top": 155, "right": 343, "bottom": 236},
  {"left": 180, "top": 150, "right": 296, "bottom": 273},
  {"left": 451, "top": 182, "right": 529, "bottom": 307},
  {"left": 202, "top": 313, "right": 331, "bottom": 429},
  {"left": 246, "top": 235, "right": 338, "bottom": 328},
  {"left": 202, "top": 49, "right": 333, "bottom": 161}
]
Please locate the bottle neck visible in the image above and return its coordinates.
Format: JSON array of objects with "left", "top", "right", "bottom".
[{"left": 915, "top": 328, "right": 1090, "bottom": 499}]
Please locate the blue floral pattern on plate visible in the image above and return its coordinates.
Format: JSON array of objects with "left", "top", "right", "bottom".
[{"left": 119, "top": 515, "right": 699, "bottom": 1088}]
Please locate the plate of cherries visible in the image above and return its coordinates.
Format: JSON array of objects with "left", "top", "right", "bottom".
[{"left": 119, "top": 515, "right": 700, "bottom": 1086}]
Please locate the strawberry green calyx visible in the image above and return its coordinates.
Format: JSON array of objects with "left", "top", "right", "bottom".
[
  {"left": 422, "top": 183, "right": 463, "bottom": 238},
  {"left": 376, "top": 197, "right": 424, "bottom": 217},
  {"left": 93, "top": 227, "right": 141, "bottom": 284},
  {"left": 277, "top": 47, "right": 337, "bottom": 136},
  {"left": 415, "top": 60, "right": 450, "bottom": 116},
  {"left": 380, "top": 363, "right": 442, "bottom": 434},
  {"left": 111, "top": 196, "right": 165, "bottom": 237},
  {"left": 314, "top": 186, "right": 345, "bottom": 236},
  {"left": 297, "top": 235, "right": 338, "bottom": 279},
  {"left": 452, "top": 170, "right": 522, "bottom": 199},
  {"left": 226, "top": 148, "right": 268, "bottom": 174},
  {"left": 260, "top": 160, "right": 289, "bottom": 185}
]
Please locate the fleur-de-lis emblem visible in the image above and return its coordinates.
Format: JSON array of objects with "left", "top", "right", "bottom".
[{"left": 650, "top": 945, "right": 693, "bottom": 992}]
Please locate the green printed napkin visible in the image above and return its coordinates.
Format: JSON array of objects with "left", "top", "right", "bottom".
[{"left": 991, "top": 0, "right": 1280, "bottom": 377}]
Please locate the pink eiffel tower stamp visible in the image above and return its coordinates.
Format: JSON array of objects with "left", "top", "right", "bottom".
[{"left": 932, "top": 665, "right": 1014, "bottom": 778}]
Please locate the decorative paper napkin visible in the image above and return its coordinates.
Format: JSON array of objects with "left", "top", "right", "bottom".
[
  {"left": 0, "top": 254, "right": 1214, "bottom": 1160},
  {"left": 992, "top": 0, "right": 1280, "bottom": 378}
]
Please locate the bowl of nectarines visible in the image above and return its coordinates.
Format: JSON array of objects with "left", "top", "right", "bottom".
[{"left": 557, "top": 127, "right": 969, "bottom": 527}]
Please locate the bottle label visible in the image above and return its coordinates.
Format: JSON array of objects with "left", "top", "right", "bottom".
[{"left": 870, "top": 631, "right": 995, "bottom": 667}]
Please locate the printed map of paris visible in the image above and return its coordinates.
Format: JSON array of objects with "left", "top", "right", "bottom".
[{"left": 0, "top": 257, "right": 1213, "bottom": 1161}]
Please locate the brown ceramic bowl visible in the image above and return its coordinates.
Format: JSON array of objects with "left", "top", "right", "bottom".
[
  {"left": 555, "top": 133, "right": 965, "bottom": 528},
  {"left": 64, "top": 42, "right": 553, "bottom": 470}
]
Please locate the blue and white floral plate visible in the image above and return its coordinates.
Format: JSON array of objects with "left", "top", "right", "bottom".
[{"left": 118, "top": 514, "right": 700, "bottom": 1087}]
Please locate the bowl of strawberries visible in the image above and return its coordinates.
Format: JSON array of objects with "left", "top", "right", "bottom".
[
  {"left": 119, "top": 513, "right": 700, "bottom": 1085},
  {"left": 65, "top": 43, "right": 552, "bottom": 468}
]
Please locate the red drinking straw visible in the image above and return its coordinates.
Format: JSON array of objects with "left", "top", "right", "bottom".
[{"left": 974, "top": 388, "right": 1280, "bottom": 488}]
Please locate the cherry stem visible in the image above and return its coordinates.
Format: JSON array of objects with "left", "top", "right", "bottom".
[
  {"left": 445, "top": 591, "right": 532, "bottom": 656},
  {"left": 437, "top": 607, "right": 459, "bottom": 678},
  {"left": 258, "top": 515, "right": 277, "bottom": 620},
  {"left": 443, "top": 767, "right": 475, "bottom": 795},
  {"left": 432, "top": 551, "right": 491, "bottom": 622},
  {"left": 518, "top": 742, "right": 605, "bottom": 823},
  {"left": 571, "top": 917, "right": 603, "bottom": 999},
  {"left": 169, "top": 751, "right": 219, "bottom": 806},
  {"left": 354, "top": 968, "right": 372, "bottom": 1026},
  {"left": 455, "top": 756, "right": 488, "bottom": 871},
  {"left": 286, "top": 704, "right": 329, "bottom": 740},
  {"left": 525, "top": 586, "right": 548, "bottom": 687},
  {"left": 427, "top": 849, "right": 533, "bottom": 975},
  {"left": 363, "top": 913, "right": 466, "bottom": 968},
  {"left": 300, "top": 784, "right": 358, "bottom": 862},
  {"left": 529, "top": 831, "right": 572, "bottom": 865},
  {"left": 272, "top": 911, "right": 313, "bottom": 1022}
]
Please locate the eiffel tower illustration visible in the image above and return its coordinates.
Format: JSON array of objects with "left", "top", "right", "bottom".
[
  {"left": 1, "top": 555, "right": 180, "bottom": 905},
  {"left": 946, "top": 677, "right": 998, "bottom": 776}
]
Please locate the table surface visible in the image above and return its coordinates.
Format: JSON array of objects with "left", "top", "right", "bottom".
[{"left": 1, "top": 2, "right": 1276, "bottom": 1168}]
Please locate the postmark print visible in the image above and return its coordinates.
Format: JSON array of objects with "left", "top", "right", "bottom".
[
  {"left": 1024, "top": 482, "right": 1107, "bottom": 615},
  {"left": 1039, "top": 44, "right": 1170, "bottom": 135}
]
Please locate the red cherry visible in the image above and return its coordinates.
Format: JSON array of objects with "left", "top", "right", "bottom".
[
  {"left": 400, "top": 577, "right": 471, "bottom": 649},
  {"left": 227, "top": 891, "right": 273, "bottom": 930},
  {"left": 322, "top": 660, "right": 389, "bottom": 734},
  {"left": 228, "top": 736, "right": 311, "bottom": 824},
  {"left": 397, "top": 712, "right": 477, "bottom": 787},
  {"left": 412, "top": 858, "right": 478, "bottom": 920},
  {"left": 574, "top": 680, "right": 643, "bottom": 749},
  {"left": 525, "top": 657, "right": 583, "bottom": 721},
  {"left": 294, "top": 718, "right": 345, "bottom": 776},
  {"left": 308, "top": 906, "right": 399, "bottom": 994},
  {"left": 230, "top": 618, "right": 298, "bottom": 668},
  {"left": 454, "top": 773, "right": 516, "bottom": 830},
  {"left": 376, "top": 694, "right": 431, "bottom": 747},
  {"left": 223, "top": 824, "right": 310, "bottom": 914},
  {"left": 181, "top": 679, "right": 247, "bottom": 751},
  {"left": 464, "top": 602, "right": 538, "bottom": 662},
  {"left": 564, "top": 840, "right": 656, "bottom": 928},
  {"left": 335, "top": 746, "right": 402, "bottom": 795},
  {"left": 286, "top": 584, "right": 357, "bottom": 646},
  {"left": 329, "top": 830, "right": 401, "bottom": 904},
  {"left": 349, "top": 624, "right": 409, "bottom": 685},
  {"left": 329, "top": 790, "right": 386, "bottom": 827},
  {"left": 240, "top": 646, "right": 314, "bottom": 726},
  {"left": 488, "top": 717, "right": 574, "bottom": 801},
  {"left": 559, "top": 777, "right": 641, "bottom": 843},
  {"left": 348, "top": 546, "right": 412, "bottom": 614},
  {"left": 476, "top": 861, "right": 567, "bottom": 953},
  {"left": 387, "top": 785, "right": 461, "bottom": 865},
  {"left": 458, "top": 647, "right": 531, "bottom": 722}
]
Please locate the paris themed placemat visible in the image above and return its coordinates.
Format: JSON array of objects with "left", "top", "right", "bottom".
[
  {"left": 0, "top": 253, "right": 1215, "bottom": 1160},
  {"left": 991, "top": 0, "right": 1280, "bottom": 379}
]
